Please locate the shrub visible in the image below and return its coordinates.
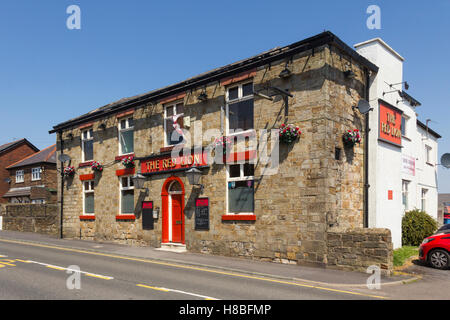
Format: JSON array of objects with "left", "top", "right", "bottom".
[{"left": 402, "top": 209, "right": 437, "bottom": 246}]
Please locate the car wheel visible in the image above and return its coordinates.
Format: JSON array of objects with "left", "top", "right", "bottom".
[{"left": 428, "top": 249, "right": 450, "bottom": 269}]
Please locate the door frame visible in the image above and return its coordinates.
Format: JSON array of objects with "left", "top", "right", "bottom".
[{"left": 161, "top": 176, "right": 185, "bottom": 244}]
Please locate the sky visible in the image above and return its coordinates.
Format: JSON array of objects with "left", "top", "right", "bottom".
[{"left": 0, "top": 1, "right": 449, "bottom": 191}]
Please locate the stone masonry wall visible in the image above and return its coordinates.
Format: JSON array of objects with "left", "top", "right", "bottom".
[
  {"left": 55, "top": 43, "right": 377, "bottom": 272},
  {"left": 0, "top": 203, "right": 59, "bottom": 236},
  {"left": 327, "top": 228, "right": 393, "bottom": 275}
]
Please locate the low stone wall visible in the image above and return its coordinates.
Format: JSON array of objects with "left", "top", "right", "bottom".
[
  {"left": 0, "top": 204, "right": 59, "bottom": 236},
  {"left": 326, "top": 228, "right": 393, "bottom": 275}
]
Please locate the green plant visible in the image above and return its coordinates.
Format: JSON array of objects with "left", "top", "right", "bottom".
[
  {"left": 393, "top": 246, "right": 419, "bottom": 267},
  {"left": 402, "top": 209, "right": 437, "bottom": 246}
]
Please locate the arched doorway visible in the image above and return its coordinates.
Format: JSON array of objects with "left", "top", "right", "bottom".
[{"left": 161, "top": 176, "right": 185, "bottom": 244}]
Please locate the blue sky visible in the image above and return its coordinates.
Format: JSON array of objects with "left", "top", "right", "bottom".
[{"left": 1, "top": 1, "right": 449, "bottom": 191}]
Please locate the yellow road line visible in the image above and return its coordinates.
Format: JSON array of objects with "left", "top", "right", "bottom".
[
  {"left": 0, "top": 238, "right": 386, "bottom": 299},
  {"left": 85, "top": 273, "right": 113, "bottom": 280},
  {"left": 46, "top": 265, "right": 65, "bottom": 271},
  {"left": 0, "top": 261, "right": 16, "bottom": 267},
  {"left": 0, "top": 265, "right": 4, "bottom": 268},
  {"left": 137, "top": 284, "right": 170, "bottom": 292},
  {"left": 15, "top": 259, "right": 31, "bottom": 263}
]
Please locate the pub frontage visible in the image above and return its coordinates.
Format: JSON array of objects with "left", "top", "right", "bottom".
[{"left": 50, "top": 31, "right": 394, "bottom": 273}]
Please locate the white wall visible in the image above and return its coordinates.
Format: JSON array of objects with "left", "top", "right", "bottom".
[{"left": 355, "top": 38, "right": 440, "bottom": 248}]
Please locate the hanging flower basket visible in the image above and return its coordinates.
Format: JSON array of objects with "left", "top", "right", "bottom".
[
  {"left": 121, "top": 155, "right": 135, "bottom": 168},
  {"left": 343, "top": 129, "right": 361, "bottom": 147},
  {"left": 63, "top": 166, "right": 75, "bottom": 178},
  {"left": 91, "top": 161, "right": 104, "bottom": 172},
  {"left": 279, "top": 124, "right": 301, "bottom": 144},
  {"left": 213, "top": 136, "right": 232, "bottom": 155}
]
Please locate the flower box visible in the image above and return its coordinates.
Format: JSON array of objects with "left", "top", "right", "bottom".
[
  {"left": 343, "top": 129, "right": 361, "bottom": 147},
  {"left": 91, "top": 161, "right": 104, "bottom": 172}
]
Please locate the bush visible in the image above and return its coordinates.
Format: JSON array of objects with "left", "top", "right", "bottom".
[{"left": 402, "top": 209, "right": 437, "bottom": 246}]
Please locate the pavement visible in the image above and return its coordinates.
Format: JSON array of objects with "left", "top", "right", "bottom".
[{"left": 0, "top": 230, "right": 445, "bottom": 300}]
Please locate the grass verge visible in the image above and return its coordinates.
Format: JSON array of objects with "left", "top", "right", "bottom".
[{"left": 393, "top": 246, "right": 419, "bottom": 267}]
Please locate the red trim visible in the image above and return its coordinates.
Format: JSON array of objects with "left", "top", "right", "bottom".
[
  {"left": 79, "top": 122, "right": 94, "bottom": 130},
  {"left": 116, "top": 215, "right": 136, "bottom": 220},
  {"left": 116, "top": 109, "right": 134, "bottom": 119},
  {"left": 79, "top": 174, "right": 95, "bottom": 181},
  {"left": 222, "top": 215, "right": 256, "bottom": 221},
  {"left": 159, "top": 92, "right": 186, "bottom": 104},
  {"left": 79, "top": 161, "right": 93, "bottom": 168},
  {"left": 115, "top": 154, "right": 135, "bottom": 161},
  {"left": 79, "top": 215, "right": 95, "bottom": 221},
  {"left": 220, "top": 69, "right": 257, "bottom": 86},
  {"left": 116, "top": 168, "right": 135, "bottom": 176},
  {"left": 225, "top": 150, "right": 257, "bottom": 163}
]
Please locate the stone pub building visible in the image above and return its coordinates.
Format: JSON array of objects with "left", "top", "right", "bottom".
[{"left": 50, "top": 32, "right": 394, "bottom": 273}]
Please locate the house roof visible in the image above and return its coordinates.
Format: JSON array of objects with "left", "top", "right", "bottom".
[
  {"left": 417, "top": 120, "right": 442, "bottom": 139},
  {"left": 2, "top": 187, "right": 31, "bottom": 198},
  {"left": 6, "top": 145, "right": 56, "bottom": 169},
  {"left": 49, "top": 31, "right": 379, "bottom": 134},
  {"left": 0, "top": 139, "right": 39, "bottom": 155}
]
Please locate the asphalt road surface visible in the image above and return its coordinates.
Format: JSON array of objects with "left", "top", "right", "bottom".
[{"left": 0, "top": 238, "right": 385, "bottom": 300}]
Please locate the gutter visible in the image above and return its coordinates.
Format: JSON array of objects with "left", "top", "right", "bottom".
[{"left": 364, "top": 68, "right": 370, "bottom": 228}]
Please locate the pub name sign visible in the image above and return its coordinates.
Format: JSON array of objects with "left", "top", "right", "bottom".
[
  {"left": 379, "top": 101, "right": 402, "bottom": 146},
  {"left": 141, "top": 151, "right": 209, "bottom": 175}
]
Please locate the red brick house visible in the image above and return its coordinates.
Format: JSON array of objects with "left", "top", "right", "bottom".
[
  {"left": 3, "top": 145, "right": 57, "bottom": 204},
  {"left": 0, "top": 139, "right": 39, "bottom": 203}
]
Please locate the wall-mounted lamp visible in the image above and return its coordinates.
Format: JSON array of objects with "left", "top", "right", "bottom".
[
  {"left": 132, "top": 170, "right": 148, "bottom": 196},
  {"left": 344, "top": 70, "right": 355, "bottom": 79},
  {"left": 279, "top": 67, "right": 292, "bottom": 79},
  {"left": 186, "top": 167, "right": 204, "bottom": 193},
  {"left": 197, "top": 92, "right": 208, "bottom": 102}
]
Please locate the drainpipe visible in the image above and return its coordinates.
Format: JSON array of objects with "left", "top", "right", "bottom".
[
  {"left": 59, "top": 131, "right": 64, "bottom": 239},
  {"left": 364, "top": 69, "right": 370, "bottom": 228}
]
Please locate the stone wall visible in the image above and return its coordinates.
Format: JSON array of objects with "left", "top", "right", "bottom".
[
  {"left": 327, "top": 228, "right": 393, "bottom": 275},
  {"left": 0, "top": 203, "right": 59, "bottom": 236},
  {"left": 54, "top": 42, "right": 373, "bottom": 270}
]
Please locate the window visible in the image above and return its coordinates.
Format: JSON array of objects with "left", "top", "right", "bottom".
[
  {"left": 226, "top": 82, "right": 254, "bottom": 134},
  {"left": 32, "top": 167, "right": 41, "bottom": 181},
  {"left": 401, "top": 116, "right": 408, "bottom": 137},
  {"left": 425, "top": 145, "right": 432, "bottom": 164},
  {"left": 120, "top": 176, "right": 134, "bottom": 214},
  {"left": 16, "top": 170, "right": 24, "bottom": 183},
  {"left": 32, "top": 199, "right": 45, "bottom": 204},
  {"left": 227, "top": 161, "right": 255, "bottom": 214},
  {"left": 119, "top": 117, "right": 134, "bottom": 155},
  {"left": 82, "top": 128, "right": 94, "bottom": 162},
  {"left": 421, "top": 189, "right": 428, "bottom": 212},
  {"left": 164, "top": 102, "right": 184, "bottom": 146},
  {"left": 402, "top": 180, "right": 409, "bottom": 211},
  {"left": 83, "top": 180, "right": 95, "bottom": 215}
]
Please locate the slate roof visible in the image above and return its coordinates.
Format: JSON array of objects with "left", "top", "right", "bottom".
[
  {"left": 50, "top": 31, "right": 379, "bottom": 134},
  {"left": 6, "top": 145, "right": 56, "bottom": 169},
  {"left": 0, "top": 139, "right": 39, "bottom": 155}
]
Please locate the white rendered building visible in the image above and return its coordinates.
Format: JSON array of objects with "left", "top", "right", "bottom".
[{"left": 354, "top": 38, "right": 441, "bottom": 248}]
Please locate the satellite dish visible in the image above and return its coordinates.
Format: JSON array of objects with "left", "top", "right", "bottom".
[
  {"left": 58, "top": 154, "right": 71, "bottom": 163},
  {"left": 4, "top": 178, "right": 11, "bottom": 184},
  {"left": 354, "top": 99, "right": 373, "bottom": 115},
  {"left": 441, "top": 153, "right": 450, "bottom": 169}
]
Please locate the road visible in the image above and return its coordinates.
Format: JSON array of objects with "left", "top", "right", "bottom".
[{"left": 0, "top": 238, "right": 385, "bottom": 300}]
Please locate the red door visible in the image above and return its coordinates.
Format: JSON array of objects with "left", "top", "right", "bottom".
[{"left": 171, "top": 194, "right": 183, "bottom": 243}]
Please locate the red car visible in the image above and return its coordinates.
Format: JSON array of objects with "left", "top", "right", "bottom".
[{"left": 419, "top": 231, "right": 450, "bottom": 269}]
